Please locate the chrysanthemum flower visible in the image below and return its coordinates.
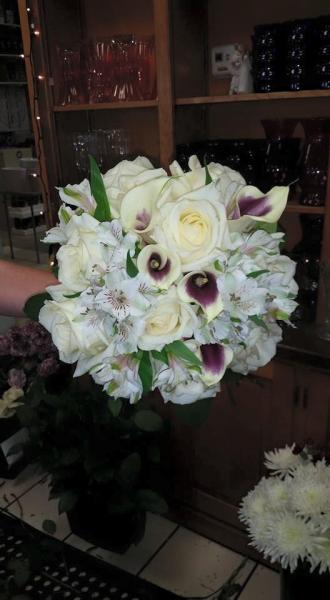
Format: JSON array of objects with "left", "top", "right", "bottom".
[{"left": 264, "top": 444, "right": 305, "bottom": 477}]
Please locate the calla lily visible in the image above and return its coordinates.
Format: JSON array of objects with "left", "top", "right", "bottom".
[
  {"left": 200, "top": 343, "right": 233, "bottom": 386},
  {"left": 58, "top": 179, "right": 96, "bottom": 214},
  {"left": 120, "top": 176, "right": 169, "bottom": 235},
  {"left": 177, "top": 271, "right": 223, "bottom": 322},
  {"left": 137, "top": 244, "right": 181, "bottom": 289},
  {"left": 228, "top": 185, "right": 289, "bottom": 232}
]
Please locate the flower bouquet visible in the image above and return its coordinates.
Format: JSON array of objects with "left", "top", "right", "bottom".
[
  {"left": 0, "top": 321, "right": 59, "bottom": 476},
  {"left": 240, "top": 445, "right": 330, "bottom": 599},
  {"left": 28, "top": 154, "right": 297, "bottom": 408}
]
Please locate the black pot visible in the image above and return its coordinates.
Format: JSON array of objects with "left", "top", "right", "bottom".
[
  {"left": 68, "top": 494, "right": 146, "bottom": 554},
  {"left": 281, "top": 563, "right": 330, "bottom": 600}
]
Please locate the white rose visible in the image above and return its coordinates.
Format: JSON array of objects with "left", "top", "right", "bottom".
[
  {"left": 183, "top": 155, "right": 246, "bottom": 207},
  {"left": 138, "top": 289, "right": 198, "bottom": 350},
  {"left": 152, "top": 182, "right": 230, "bottom": 271},
  {"left": 103, "top": 156, "right": 166, "bottom": 218},
  {"left": 39, "top": 300, "right": 81, "bottom": 363}
]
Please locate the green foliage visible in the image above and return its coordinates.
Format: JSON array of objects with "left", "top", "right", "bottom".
[
  {"left": 165, "top": 340, "right": 202, "bottom": 368},
  {"left": 23, "top": 293, "right": 51, "bottom": 322},
  {"left": 19, "top": 378, "right": 168, "bottom": 523},
  {"left": 126, "top": 251, "right": 139, "bottom": 277},
  {"left": 151, "top": 349, "right": 169, "bottom": 365},
  {"left": 134, "top": 409, "right": 163, "bottom": 432},
  {"left": 90, "top": 155, "right": 111, "bottom": 221},
  {"left": 249, "top": 315, "right": 268, "bottom": 330},
  {"left": 175, "top": 396, "right": 213, "bottom": 427},
  {"left": 247, "top": 269, "right": 269, "bottom": 279},
  {"left": 42, "top": 519, "right": 57, "bottom": 535},
  {"left": 256, "top": 221, "right": 277, "bottom": 234},
  {"left": 138, "top": 352, "right": 153, "bottom": 394}
]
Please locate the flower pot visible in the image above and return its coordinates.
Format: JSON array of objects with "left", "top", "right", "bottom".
[
  {"left": 281, "top": 563, "right": 330, "bottom": 600},
  {"left": 67, "top": 494, "right": 146, "bottom": 554}
]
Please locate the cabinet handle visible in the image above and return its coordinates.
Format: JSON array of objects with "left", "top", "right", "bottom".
[
  {"left": 293, "top": 385, "right": 300, "bottom": 406},
  {"left": 302, "top": 387, "right": 308, "bottom": 410}
]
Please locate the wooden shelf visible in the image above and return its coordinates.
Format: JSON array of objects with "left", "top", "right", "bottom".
[
  {"left": 0, "top": 81, "right": 27, "bottom": 85},
  {"left": 176, "top": 89, "right": 330, "bottom": 106},
  {"left": 0, "top": 53, "right": 24, "bottom": 59},
  {"left": 0, "top": 22, "right": 20, "bottom": 28},
  {"left": 285, "top": 203, "right": 325, "bottom": 214},
  {"left": 53, "top": 99, "right": 158, "bottom": 112}
]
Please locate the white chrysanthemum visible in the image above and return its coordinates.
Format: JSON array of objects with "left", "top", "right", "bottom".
[
  {"left": 264, "top": 477, "right": 291, "bottom": 511},
  {"left": 264, "top": 444, "right": 305, "bottom": 478},
  {"left": 239, "top": 478, "right": 270, "bottom": 525},
  {"left": 290, "top": 463, "right": 330, "bottom": 522},
  {"left": 309, "top": 535, "right": 330, "bottom": 574},
  {"left": 263, "top": 512, "right": 320, "bottom": 572}
]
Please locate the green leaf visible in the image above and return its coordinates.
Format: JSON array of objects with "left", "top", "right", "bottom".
[
  {"left": 214, "top": 259, "right": 223, "bottom": 271},
  {"left": 62, "top": 187, "right": 81, "bottom": 201},
  {"left": 151, "top": 348, "right": 169, "bottom": 365},
  {"left": 138, "top": 352, "right": 153, "bottom": 394},
  {"left": 42, "top": 519, "right": 57, "bottom": 535},
  {"left": 126, "top": 250, "right": 139, "bottom": 277},
  {"left": 230, "top": 316, "right": 241, "bottom": 323},
  {"left": 136, "top": 489, "right": 168, "bottom": 514},
  {"left": 175, "top": 397, "right": 213, "bottom": 427},
  {"left": 59, "top": 205, "right": 71, "bottom": 223},
  {"left": 24, "top": 292, "right": 52, "bottom": 321},
  {"left": 249, "top": 315, "right": 268, "bottom": 330},
  {"left": 247, "top": 269, "right": 269, "bottom": 279},
  {"left": 119, "top": 452, "right": 141, "bottom": 486},
  {"left": 256, "top": 221, "right": 277, "bottom": 234},
  {"left": 90, "top": 154, "right": 111, "bottom": 221},
  {"left": 134, "top": 409, "right": 163, "bottom": 432},
  {"left": 204, "top": 160, "right": 212, "bottom": 185},
  {"left": 108, "top": 397, "right": 122, "bottom": 417},
  {"left": 58, "top": 490, "right": 78, "bottom": 514},
  {"left": 63, "top": 291, "right": 82, "bottom": 298},
  {"left": 166, "top": 340, "right": 202, "bottom": 368}
]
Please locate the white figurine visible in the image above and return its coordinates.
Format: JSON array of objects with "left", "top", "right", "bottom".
[
  {"left": 228, "top": 45, "right": 243, "bottom": 95},
  {"left": 238, "top": 52, "right": 253, "bottom": 94}
]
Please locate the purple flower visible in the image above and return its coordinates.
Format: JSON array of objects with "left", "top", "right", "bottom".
[
  {"left": 37, "top": 356, "right": 60, "bottom": 378},
  {"left": 7, "top": 368, "right": 27, "bottom": 389},
  {"left": 0, "top": 334, "right": 10, "bottom": 356}
]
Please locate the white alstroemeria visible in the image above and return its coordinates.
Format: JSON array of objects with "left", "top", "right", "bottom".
[
  {"left": 230, "top": 320, "right": 282, "bottom": 374},
  {"left": 95, "top": 274, "right": 151, "bottom": 321},
  {"left": 46, "top": 283, "right": 81, "bottom": 303},
  {"left": 155, "top": 357, "right": 219, "bottom": 405},
  {"left": 42, "top": 204, "right": 76, "bottom": 245},
  {"left": 137, "top": 244, "right": 181, "bottom": 289},
  {"left": 231, "top": 229, "right": 284, "bottom": 257},
  {"left": 71, "top": 310, "right": 114, "bottom": 357},
  {"left": 98, "top": 219, "right": 139, "bottom": 271},
  {"left": 138, "top": 288, "right": 198, "bottom": 351},
  {"left": 58, "top": 179, "right": 96, "bottom": 213},
  {"left": 228, "top": 185, "right": 289, "bottom": 233},
  {"left": 0, "top": 387, "right": 24, "bottom": 418},
  {"left": 92, "top": 356, "right": 142, "bottom": 403},
  {"left": 103, "top": 156, "right": 167, "bottom": 219},
  {"left": 177, "top": 270, "right": 223, "bottom": 322},
  {"left": 217, "top": 270, "right": 268, "bottom": 322},
  {"left": 152, "top": 183, "right": 231, "bottom": 271}
]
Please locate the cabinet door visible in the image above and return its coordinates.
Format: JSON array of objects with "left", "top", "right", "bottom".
[{"left": 191, "top": 376, "right": 272, "bottom": 506}]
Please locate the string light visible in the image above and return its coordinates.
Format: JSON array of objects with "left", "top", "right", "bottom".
[
  {"left": 33, "top": 30, "right": 40, "bottom": 36},
  {"left": 36, "top": 115, "right": 40, "bottom": 120},
  {"left": 20, "top": 54, "right": 24, "bottom": 58},
  {"left": 37, "top": 74, "right": 44, "bottom": 80}
]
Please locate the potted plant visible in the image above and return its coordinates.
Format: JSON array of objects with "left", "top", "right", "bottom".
[
  {"left": 239, "top": 444, "right": 330, "bottom": 600},
  {"left": 19, "top": 375, "right": 169, "bottom": 554}
]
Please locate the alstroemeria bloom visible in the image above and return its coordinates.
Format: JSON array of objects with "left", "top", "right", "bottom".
[
  {"left": 177, "top": 271, "right": 223, "bottom": 322},
  {"left": 120, "top": 176, "right": 169, "bottom": 235},
  {"left": 200, "top": 343, "right": 233, "bottom": 386},
  {"left": 137, "top": 244, "right": 181, "bottom": 289},
  {"left": 58, "top": 179, "right": 96, "bottom": 214},
  {"left": 228, "top": 185, "right": 289, "bottom": 232}
]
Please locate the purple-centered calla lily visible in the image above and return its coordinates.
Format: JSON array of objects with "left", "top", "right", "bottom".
[
  {"left": 177, "top": 271, "right": 223, "bottom": 322},
  {"left": 228, "top": 185, "right": 289, "bottom": 232},
  {"left": 200, "top": 343, "right": 233, "bottom": 386},
  {"left": 137, "top": 244, "right": 181, "bottom": 289}
]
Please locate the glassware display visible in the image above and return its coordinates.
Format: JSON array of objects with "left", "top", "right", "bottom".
[
  {"left": 102, "top": 128, "right": 130, "bottom": 169},
  {"left": 261, "top": 119, "right": 301, "bottom": 191},
  {"left": 71, "top": 129, "right": 131, "bottom": 177},
  {"left": 56, "top": 36, "right": 156, "bottom": 105},
  {"left": 311, "top": 15, "right": 330, "bottom": 89},
  {"left": 290, "top": 215, "right": 323, "bottom": 323},
  {"left": 316, "top": 259, "right": 330, "bottom": 340},
  {"left": 285, "top": 19, "right": 311, "bottom": 91},
  {"left": 252, "top": 24, "right": 284, "bottom": 92},
  {"left": 299, "top": 118, "right": 330, "bottom": 207}
]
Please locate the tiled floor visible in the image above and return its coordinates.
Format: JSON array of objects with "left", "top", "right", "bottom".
[{"left": 0, "top": 465, "right": 281, "bottom": 599}]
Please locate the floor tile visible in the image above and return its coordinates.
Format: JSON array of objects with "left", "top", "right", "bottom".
[
  {"left": 66, "top": 512, "right": 177, "bottom": 575},
  {"left": 141, "top": 526, "right": 255, "bottom": 598},
  {"left": 238, "top": 565, "right": 280, "bottom": 600},
  {"left": 0, "top": 463, "right": 45, "bottom": 508},
  {"left": 5, "top": 476, "right": 71, "bottom": 541}
]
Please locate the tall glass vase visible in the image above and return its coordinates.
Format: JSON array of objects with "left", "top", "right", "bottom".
[{"left": 317, "top": 259, "right": 330, "bottom": 339}]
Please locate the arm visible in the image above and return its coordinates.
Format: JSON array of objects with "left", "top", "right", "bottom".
[{"left": 0, "top": 260, "right": 58, "bottom": 317}]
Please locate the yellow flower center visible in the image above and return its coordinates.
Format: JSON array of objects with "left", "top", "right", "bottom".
[{"left": 178, "top": 210, "right": 209, "bottom": 248}]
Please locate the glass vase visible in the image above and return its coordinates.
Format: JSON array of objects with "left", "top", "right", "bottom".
[
  {"left": 299, "top": 118, "right": 330, "bottom": 207},
  {"left": 316, "top": 259, "right": 330, "bottom": 339}
]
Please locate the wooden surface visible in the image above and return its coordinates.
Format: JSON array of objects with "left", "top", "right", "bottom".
[
  {"left": 176, "top": 90, "right": 330, "bottom": 105},
  {"left": 53, "top": 100, "right": 158, "bottom": 112}
]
